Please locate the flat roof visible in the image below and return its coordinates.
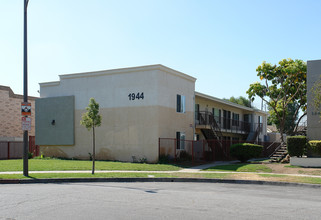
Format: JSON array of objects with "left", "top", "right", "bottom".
[{"left": 40, "top": 64, "right": 196, "bottom": 87}]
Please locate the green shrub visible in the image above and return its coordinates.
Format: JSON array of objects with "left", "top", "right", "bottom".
[
  {"left": 158, "top": 154, "right": 171, "bottom": 164},
  {"left": 287, "top": 136, "right": 307, "bottom": 157},
  {"left": 230, "top": 143, "right": 263, "bottom": 162},
  {"left": 28, "top": 152, "right": 33, "bottom": 159},
  {"left": 307, "top": 140, "right": 321, "bottom": 157},
  {"left": 178, "top": 150, "right": 192, "bottom": 161}
]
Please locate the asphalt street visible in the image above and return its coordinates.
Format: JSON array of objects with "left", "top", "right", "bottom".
[{"left": 1, "top": 182, "right": 321, "bottom": 220}]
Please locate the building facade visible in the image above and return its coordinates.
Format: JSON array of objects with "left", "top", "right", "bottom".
[
  {"left": 307, "top": 59, "right": 321, "bottom": 140},
  {"left": 195, "top": 92, "right": 267, "bottom": 143},
  {"left": 36, "top": 65, "right": 195, "bottom": 162},
  {"left": 0, "top": 86, "right": 36, "bottom": 141},
  {"left": 36, "top": 65, "right": 267, "bottom": 162}
]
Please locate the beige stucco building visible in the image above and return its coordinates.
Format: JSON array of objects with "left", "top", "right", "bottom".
[
  {"left": 307, "top": 59, "right": 321, "bottom": 140},
  {"left": 36, "top": 65, "right": 267, "bottom": 162}
]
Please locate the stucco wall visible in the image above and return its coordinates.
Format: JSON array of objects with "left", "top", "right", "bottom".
[
  {"left": 307, "top": 60, "right": 321, "bottom": 140},
  {"left": 0, "top": 86, "right": 36, "bottom": 141},
  {"left": 38, "top": 65, "right": 196, "bottom": 162}
]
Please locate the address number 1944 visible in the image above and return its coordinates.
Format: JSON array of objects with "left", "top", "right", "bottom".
[{"left": 128, "top": 92, "right": 144, "bottom": 100}]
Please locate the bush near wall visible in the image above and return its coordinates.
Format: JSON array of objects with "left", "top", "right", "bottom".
[
  {"left": 307, "top": 141, "right": 321, "bottom": 157},
  {"left": 230, "top": 143, "right": 263, "bottom": 163},
  {"left": 287, "top": 136, "right": 307, "bottom": 157}
]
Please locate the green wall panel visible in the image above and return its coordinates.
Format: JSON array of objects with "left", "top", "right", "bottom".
[{"left": 35, "top": 96, "right": 74, "bottom": 145}]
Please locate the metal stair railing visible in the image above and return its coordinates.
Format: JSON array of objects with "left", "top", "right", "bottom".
[
  {"left": 269, "top": 142, "right": 286, "bottom": 158},
  {"left": 249, "top": 123, "right": 262, "bottom": 142},
  {"left": 197, "top": 111, "right": 226, "bottom": 158}
]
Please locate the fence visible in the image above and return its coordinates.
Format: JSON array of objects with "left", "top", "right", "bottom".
[
  {"left": 0, "top": 136, "right": 40, "bottom": 160},
  {"left": 0, "top": 141, "right": 23, "bottom": 159},
  {"left": 159, "top": 138, "right": 281, "bottom": 163}
]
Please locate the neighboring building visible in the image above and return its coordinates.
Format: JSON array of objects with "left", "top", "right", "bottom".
[
  {"left": 36, "top": 65, "right": 268, "bottom": 162},
  {"left": 0, "top": 85, "right": 36, "bottom": 141},
  {"left": 307, "top": 60, "right": 321, "bottom": 140}
]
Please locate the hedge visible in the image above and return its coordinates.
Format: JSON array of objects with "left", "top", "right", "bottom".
[
  {"left": 307, "top": 140, "right": 321, "bottom": 157},
  {"left": 287, "top": 136, "right": 307, "bottom": 157},
  {"left": 230, "top": 143, "right": 263, "bottom": 162}
]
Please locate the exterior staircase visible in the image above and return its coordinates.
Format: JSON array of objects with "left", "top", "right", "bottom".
[
  {"left": 198, "top": 112, "right": 228, "bottom": 159},
  {"left": 270, "top": 144, "right": 287, "bottom": 162},
  {"left": 246, "top": 124, "right": 261, "bottom": 142}
]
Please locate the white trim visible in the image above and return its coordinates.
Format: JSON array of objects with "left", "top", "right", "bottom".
[
  {"left": 39, "top": 81, "right": 60, "bottom": 87},
  {"left": 59, "top": 65, "right": 196, "bottom": 82}
]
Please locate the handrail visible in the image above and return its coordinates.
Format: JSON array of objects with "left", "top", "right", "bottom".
[
  {"left": 268, "top": 142, "right": 284, "bottom": 158},
  {"left": 266, "top": 140, "right": 278, "bottom": 150},
  {"left": 196, "top": 111, "right": 257, "bottom": 134},
  {"left": 197, "top": 111, "right": 227, "bottom": 157}
]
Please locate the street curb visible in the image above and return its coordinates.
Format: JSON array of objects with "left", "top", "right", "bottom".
[{"left": 1, "top": 177, "right": 321, "bottom": 188}]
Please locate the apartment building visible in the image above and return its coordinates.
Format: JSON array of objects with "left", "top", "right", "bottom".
[
  {"left": 36, "top": 65, "right": 267, "bottom": 162},
  {"left": 195, "top": 92, "right": 267, "bottom": 143},
  {"left": 307, "top": 59, "right": 321, "bottom": 140}
]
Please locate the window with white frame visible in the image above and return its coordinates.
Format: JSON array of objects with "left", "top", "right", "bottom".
[
  {"left": 176, "top": 132, "right": 185, "bottom": 150},
  {"left": 176, "top": 94, "right": 185, "bottom": 113}
]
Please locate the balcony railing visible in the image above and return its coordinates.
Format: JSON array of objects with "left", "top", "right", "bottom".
[{"left": 195, "top": 111, "right": 262, "bottom": 134}]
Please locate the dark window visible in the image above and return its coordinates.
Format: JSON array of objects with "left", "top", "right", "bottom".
[
  {"left": 232, "top": 113, "right": 240, "bottom": 126},
  {"left": 223, "top": 110, "right": 231, "bottom": 129},
  {"left": 176, "top": 94, "right": 185, "bottom": 113},
  {"left": 176, "top": 132, "right": 185, "bottom": 149},
  {"left": 195, "top": 104, "right": 200, "bottom": 120}
]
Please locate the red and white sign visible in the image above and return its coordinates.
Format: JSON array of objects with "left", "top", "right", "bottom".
[
  {"left": 21, "top": 102, "right": 31, "bottom": 116},
  {"left": 22, "top": 117, "right": 31, "bottom": 131}
]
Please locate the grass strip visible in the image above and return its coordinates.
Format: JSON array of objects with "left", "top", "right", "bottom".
[
  {"left": 0, "top": 172, "right": 231, "bottom": 180},
  {"left": 1, "top": 172, "right": 321, "bottom": 185},
  {"left": 258, "top": 174, "right": 321, "bottom": 185},
  {"left": 0, "top": 159, "right": 182, "bottom": 172},
  {"left": 204, "top": 163, "right": 272, "bottom": 173}
]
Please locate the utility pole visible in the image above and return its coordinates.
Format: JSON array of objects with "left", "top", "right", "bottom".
[{"left": 23, "top": 0, "right": 29, "bottom": 177}]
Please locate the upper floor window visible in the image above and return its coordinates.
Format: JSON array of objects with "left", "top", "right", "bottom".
[
  {"left": 176, "top": 94, "right": 185, "bottom": 113},
  {"left": 213, "top": 108, "right": 221, "bottom": 124},
  {"left": 232, "top": 113, "right": 240, "bottom": 126}
]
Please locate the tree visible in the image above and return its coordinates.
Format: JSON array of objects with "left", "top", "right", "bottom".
[
  {"left": 80, "top": 98, "right": 102, "bottom": 174},
  {"left": 223, "top": 96, "right": 252, "bottom": 108},
  {"left": 247, "top": 59, "right": 307, "bottom": 143},
  {"left": 267, "top": 101, "right": 299, "bottom": 135}
]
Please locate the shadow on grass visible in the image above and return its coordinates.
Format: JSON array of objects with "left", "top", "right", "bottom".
[{"left": 25, "top": 175, "right": 37, "bottom": 179}]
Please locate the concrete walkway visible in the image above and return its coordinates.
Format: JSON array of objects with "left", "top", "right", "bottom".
[{"left": 177, "top": 160, "right": 239, "bottom": 172}]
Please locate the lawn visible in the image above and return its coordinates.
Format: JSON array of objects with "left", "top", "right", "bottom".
[
  {"left": 0, "top": 158, "right": 182, "bottom": 172},
  {"left": 0, "top": 172, "right": 232, "bottom": 180},
  {"left": 204, "top": 163, "right": 272, "bottom": 173}
]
